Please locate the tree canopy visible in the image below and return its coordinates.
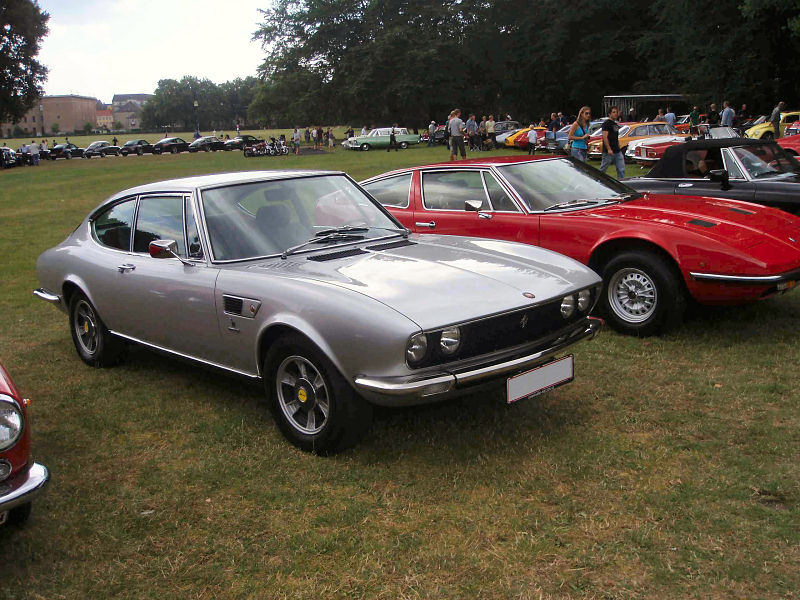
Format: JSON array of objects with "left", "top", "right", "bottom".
[
  {"left": 0, "top": 0, "right": 49, "bottom": 124},
  {"left": 249, "top": 0, "right": 800, "bottom": 126}
]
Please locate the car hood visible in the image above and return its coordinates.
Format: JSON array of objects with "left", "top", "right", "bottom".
[
  {"left": 596, "top": 194, "right": 800, "bottom": 250},
  {"left": 628, "top": 135, "right": 685, "bottom": 150},
  {"left": 242, "top": 235, "right": 599, "bottom": 329}
]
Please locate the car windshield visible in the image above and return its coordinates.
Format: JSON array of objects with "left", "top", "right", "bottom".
[
  {"left": 200, "top": 175, "right": 402, "bottom": 261},
  {"left": 123, "top": 140, "right": 136, "bottom": 146},
  {"left": 87, "top": 142, "right": 101, "bottom": 149},
  {"left": 731, "top": 145, "right": 800, "bottom": 179},
  {"left": 496, "top": 158, "right": 639, "bottom": 211}
]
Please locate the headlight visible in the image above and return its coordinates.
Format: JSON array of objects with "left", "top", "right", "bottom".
[
  {"left": 577, "top": 289, "right": 592, "bottom": 311},
  {"left": 406, "top": 332, "right": 428, "bottom": 365},
  {"left": 560, "top": 295, "right": 575, "bottom": 319},
  {"left": 439, "top": 327, "right": 461, "bottom": 356},
  {"left": 0, "top": 396, "right": 23, "bottom": 451}
]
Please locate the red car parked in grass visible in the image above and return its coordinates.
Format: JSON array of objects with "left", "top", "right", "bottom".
[
  {"left": 0, "top": 362, "right": 49, "bottom": 526},
  {"left": 777, "top": 126, "right": 800, "bottom": 156},
  {"left": 361, "top": 155, "right": 800, "bottom": 336}
]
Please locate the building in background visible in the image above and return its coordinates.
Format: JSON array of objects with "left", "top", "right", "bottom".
[
  {"left": 96, "top": 109, "right": 113, "bottom": 131},
  {"left": 1, "top": 95, "right": 99, "bottom": 137},
  {"left": 111, "top": 94, "right": 152, "bottom": 131}
]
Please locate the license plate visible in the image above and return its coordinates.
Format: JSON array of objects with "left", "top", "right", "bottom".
[{"left": 507, "top": 355, "right": 574, "bottom": 403}]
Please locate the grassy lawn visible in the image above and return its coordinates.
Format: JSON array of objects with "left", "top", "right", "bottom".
[{"left": 0, "top": 146, "right": 797, "bottom": 599}]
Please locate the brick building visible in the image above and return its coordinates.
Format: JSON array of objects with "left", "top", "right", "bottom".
[
  {"left": 1, "top": 95, "right": 98, "bottom": 137},
  {"left": 96, "top": 109, "right": 113, "bottom": 130}
]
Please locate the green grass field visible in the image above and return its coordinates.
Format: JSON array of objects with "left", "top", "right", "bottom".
[{"left": 0, "top": 146, "right": 798, "bottom": 599}]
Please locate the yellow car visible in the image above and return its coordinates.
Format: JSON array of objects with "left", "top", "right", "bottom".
[
  {"left": 504, "top": 127, "right": 531, "bottom": 147},
  {"left": 588, "top": 122, "right": 678, "bottom": 159},
  {"left": 745, "top": 111, "right": 800, "bottom": 139}
]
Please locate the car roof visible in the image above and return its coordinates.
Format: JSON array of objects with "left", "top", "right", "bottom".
[{"left": 648, "top": 138, "right": 770, "bottom": 178}]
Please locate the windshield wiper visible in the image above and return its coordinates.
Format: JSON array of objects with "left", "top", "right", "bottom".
[
  {"left": 543, "top": 199, "right": 604, "bottom": 212},
  {"left": 281, "top": 230, "right": 367, "bottom": 259},
  {"left": 313, "top": 225, "right": 369, "bottom": 236}
]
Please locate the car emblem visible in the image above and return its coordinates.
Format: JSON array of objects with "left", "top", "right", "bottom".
[
  {"left": 297, "top": 387, "right": 308, "bottom": 404},
  {"left": 790, "top": 237, "right": 797, "bottom": 243},
  {"left": 523, "top": 292, "right": 535, "bottom": 299},
  {"left": 520, "top": 314, "right": 529, "bottom": 329}
]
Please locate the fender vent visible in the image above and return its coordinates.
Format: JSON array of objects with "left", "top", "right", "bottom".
[
  {"left": 728, "top": 207, "right": 755, "bottom": 215},
  {"left": 687, "top": 219, "right": 716, "bottom": 228},
  {"left": 222, "top": 294, "right": 261, "bottom": 318},
  {"left": 367, "top": 239, "right": 416, "bottom": 251},
  {"left": 223, "top": 295, "right": 243, "bottom": 315},
  {"left": 307, "top": 248, "right": 369, "bottom": 261}
]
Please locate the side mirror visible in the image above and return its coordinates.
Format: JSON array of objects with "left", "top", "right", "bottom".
[
  {"left": 149, "top": 239, "right": 179, "bottom": 259},
  {"left": 708, "top": 169, "right": 730, "bottom": 188},
  {"left": 465, "top": 200, "right": 483, "bottom": 212}
]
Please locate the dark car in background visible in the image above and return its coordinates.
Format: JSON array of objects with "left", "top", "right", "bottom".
[
  {"left": 624, "top": 138, "right": 800, "bottom": 215},
  {"left": 84, "top": 141, "right": 121, "bottom": 158},
  {"left": 188, "top": 136, "right": 227, "bottom": 152},
  {"left": 49, "top": 143, "right": 85, "bottom": 160},
  {"left": 1, "top": 147, "right": 17, "bottom": 168},
  {"left": 224, "top": 134, "right": 263, "bottom": 151},
  {"left": 120, "top": 139, "right": 154, "bottom": 156},
  {"left": 152, "top": 137, "right": 190, "bottom": 155}
]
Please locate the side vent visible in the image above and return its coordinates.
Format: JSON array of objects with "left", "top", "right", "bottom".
[
  {"left": 223, "top": 295, "right": 244, "bottom": 316},
  {"left": 307, "top": 248, "right": 369, "bottom": 261},
  {"left": 367, "top": 239, "right": 416, "bottom": 251},
  {"left": 687, "top": 219, "right": 716, "bottom": 228},
  {"left": 728, "top": 207, "right": 755, "bottom": 215}
]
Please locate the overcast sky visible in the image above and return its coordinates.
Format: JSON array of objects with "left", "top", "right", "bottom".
[{"left": 38, "top": 0, "right": 269, "bottom": 103}]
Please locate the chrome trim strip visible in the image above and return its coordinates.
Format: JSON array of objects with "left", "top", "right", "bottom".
[
  {"left": 354, "top": 318, "right": 600, "bottom": 396},
  {"left": 0, "top": 463, "right": 49, "bottom": 513},
  {"left": 33, "top": 288, "right": 61, "bottom": 305},
  {"left": 108, "top": 331, "right": 260, "bottom": 379},
  {"left": 689, "top": 272, "right": 786, "bottom": 283}
]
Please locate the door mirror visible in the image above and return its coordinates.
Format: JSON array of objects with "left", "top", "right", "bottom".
[
  {"left": 709, "top": 169, "right": 730, "bottom": 188},
  {"left": 149, "top": 239, "right": 179, "bottom": 259},
  {"left": 465, "top": 200, "right": 483, "bottom": 212}
]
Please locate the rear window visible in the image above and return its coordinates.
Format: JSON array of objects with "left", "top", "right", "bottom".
[{"left": 93, "top": 199, "right": 135, "bottom": 251}]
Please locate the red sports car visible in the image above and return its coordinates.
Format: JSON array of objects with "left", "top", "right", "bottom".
[
  {"left": 777, "top": 130, "right": 800, "bottom": 156},
  {"left": 0, "top": 362, "right": 49, "bottom": 526},
  {"left": 361, "top": 155, "right": 800, "bottom": 336}
]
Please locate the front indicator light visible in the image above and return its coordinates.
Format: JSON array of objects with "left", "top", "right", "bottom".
[
  {"left": 439, "top": 327, "right": 461, "bottom": 356},
  {"left": 406, "top": 332, "right": 428, "bottom": 365},
  {"left": 577, "top": 289, "right": 592, "bottom": 311},
  {"left": 560, "top": 295, "right": 576, "bottom": 319}
]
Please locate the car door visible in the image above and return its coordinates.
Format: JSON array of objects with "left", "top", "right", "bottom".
[
  {"left": 413, "top": 168, "right": 534, "bottom": 243},
  {"left": 672, "top": 147, "right": 755, "bottom": 202},
  {"left": 360, "top": 172, "right": 415, "bottom": 229},
  {"left": 110, "top": 194, "right": 223, "bottom": 361}
]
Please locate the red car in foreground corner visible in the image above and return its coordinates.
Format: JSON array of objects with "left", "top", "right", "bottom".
[
  {"left": 0, "top": 362, "right": 49, "bottom": 525},
  {"left": 361, "top": 155, "right": 800, "bottom": 336}
]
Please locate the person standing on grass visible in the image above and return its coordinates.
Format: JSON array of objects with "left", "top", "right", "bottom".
[
  {"left": 292, "top": 127, "right": 301, "bottom": 155},
  {"left": 304, "top": 127, "right": 310, "bottom": 143},
  {"left": 311, "top": 127, "right": 317, "bottom": 149},
  {"left": 328, "top": 127, "right": 335, "bottom": 150},
  {"left": 689, "top": 106, "right": 701, "bottom": 135},
  {"left": 30, "top": 140, "right": 40, "bottom": 166},
  {"left": 449, "top": 109, "right": 466, "bottom": 161},
  {"left": 665, "top": 107, "right": 676, "bottom": 127},
  {"left": 465, "top": 114, "right": 478, "bottom": 150},
  {"left": 706, "top": 104, "right": 720, "bottom": 126},
  {"left": 720, "top": 101, "right": 735, "bottom": 127},
  {"left": 112, "top": 135, "right": 118, "bottom": 146},
  {"left": 770, "top": 101, "right": 785, "bottom": 139},
  {"left": 600, "top": 106, "right": 625, "bottom": 179},
  {"left": 486, "top": 115, "right": 496, "bottom": 148},
  {"left": 428, "top": 121, "right": 436, "bottom": 147},
  {"left": 387, "top": 124, "right": 398, "bottom": 152},
  {"left": 527, "top": 124, "right": 537, "bottom": 155},
  {"left": 568, "top": 106, "right": 591, "bottom": 163}
]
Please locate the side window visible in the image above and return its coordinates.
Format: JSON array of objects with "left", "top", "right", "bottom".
[
  {"left": 685, "top": 148, "right": 723, "bottom": 178},
  {"left": 483, "top": 173, "right": 519, "bottom": 212},
  {"left": 631, "top": 127, "right": 646, "bottom": 136},
  {"left": 362, "top": 173, "right": 412, "bottom": 208},
  {"left": 133, "top": 196, "right": 186, "bottom": 256},
  {"left": 422, "top": 171, "right": 489, "bottom": 210},
  {"left": 92, "top": 199, "right": 135, "bottom": 251},
  {"left": 185, "top": 198, "right": 204, "bottom": 259},
  {"left": 722, "top": 150, "right": 746, "bottom": 180}
]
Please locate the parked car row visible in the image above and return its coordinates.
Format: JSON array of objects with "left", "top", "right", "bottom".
[{"left": 342, "top": 127, "right": 421, "bottom": 151}]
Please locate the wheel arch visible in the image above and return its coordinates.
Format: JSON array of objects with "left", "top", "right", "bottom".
[
  {"left": 256, "top": 321, "right": 343, "bottom": 382},
  {"left": 588, "top": 236, "right": 686, "bottom": 288}
]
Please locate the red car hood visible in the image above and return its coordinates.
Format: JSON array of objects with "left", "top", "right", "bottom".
[{"left": 597, "top": 194, "right": 800, "bottom": 250}]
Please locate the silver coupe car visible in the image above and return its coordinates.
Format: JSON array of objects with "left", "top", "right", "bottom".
[{"left": 34, "top": 171, "right": 602, "bottom": 453}]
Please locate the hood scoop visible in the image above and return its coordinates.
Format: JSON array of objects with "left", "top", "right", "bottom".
[
  {"left": 307, "top": 248, "right": 369, "bottom": 262},
  {"left": 687, "top": 218, "right": 717, "bottom": 228},
  {"left": 728, "top": 207, "right": 755, "bottom": 215},
  {"left": 367, "top": 239, "right": 416, "bottom": 251}
]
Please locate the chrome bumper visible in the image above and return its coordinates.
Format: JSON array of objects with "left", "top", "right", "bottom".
[
  {"left": 33, "top": 288, "right": 61, "bottom": 305},
  {"left": 355, "top": 317, "right": 601, "bottom": 405},
  {"left": 0, "top": 463, "right": 49, "bottom": 514},
  {"left": 689, "top": 267, "right": 800, "bottom": 285}
]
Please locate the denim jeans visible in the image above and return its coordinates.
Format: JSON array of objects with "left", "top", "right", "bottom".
[
  {"left": 600, "top": 150, "right": 625, "bottom": 179},
  {"left": 571, "top": 147, "right": 587, "bottom": 162}
]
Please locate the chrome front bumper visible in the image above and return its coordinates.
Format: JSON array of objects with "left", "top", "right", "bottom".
[
  {"left": 33, "top": 288, "right": 62, "bottom": 306},
  {"left": 355, "top": 317, "right": 601, "bottom": 406},
  {"left": 0, "top": 463, "right": 49, "bottom": 514}
]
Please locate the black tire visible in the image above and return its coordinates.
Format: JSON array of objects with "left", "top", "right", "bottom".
[
  {"left": 399, "top": 141, "right": 409, "bottom": 149},
  {"left": 263, "top": 333, "right": 372, "bottom": 454},
  {"left": 171, "top": 146, "right": 178, "bottom": 154},
  {"left": 7, "top": 503, "right": 31, "bottom": 525},
  {"left": 68, "top": 291, "right": 126, "bottom": 367},
  {"left": 360, "top": 143, "right": 371, "bottom": 151},
  {"left": 136, "top": 148, "right": 143, "bottom": 156},
  {"left": 121, "top": 151, "right": 127, "bottom": 157},
  {"left": 598, "top": 250, "right": 686, "bottom": 336},
  {"left": 204, "top": 146, "right": 210, "bottom": 152},
  {"left": 65, "top": 152, "right": 71, "bottom": 159},
  {"left": 762, "top": 131, "right": 774, "bottom": 141},
  {"left": 153, "top": 148, "right": 161, "bottom": 155}
]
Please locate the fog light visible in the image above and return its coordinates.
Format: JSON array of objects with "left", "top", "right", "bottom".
[
  {"left": 560, "top": 295, "right": 575, "bottom": 318},
  {"left": 577, "top": 289, "right": 591, "bottom": 311},
  {"left": 440, "top": 327, "right": 461, "bottom": 355},
  {"left": 0, "top": 459, "right": 11, "bottom": 481}
]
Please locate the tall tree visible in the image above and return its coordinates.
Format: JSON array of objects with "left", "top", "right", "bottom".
[{"left": 0, "top": 0, "right": 49, "bottom": 124}]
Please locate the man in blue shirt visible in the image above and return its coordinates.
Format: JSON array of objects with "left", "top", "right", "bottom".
[
  {"left": 720, "top": 101, "right": 735, "bottom": 127},
  {"left": 664, "top": 107, "right": 676, "bottom": 127}
]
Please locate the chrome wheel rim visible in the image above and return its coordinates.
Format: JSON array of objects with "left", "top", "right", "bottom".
[
  {"left": 608, "top": 267, "right": 657, "bottom": 323},
  {"left": 74, "top": 300, "right": 99, "bottom": 354},
  {"left": 276, "top": 355, "right": 329, "bottom": 435}
]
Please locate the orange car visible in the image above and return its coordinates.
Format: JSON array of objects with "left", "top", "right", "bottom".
[{"left": 588, "top": 122, "right": 679, "bottom": 159}]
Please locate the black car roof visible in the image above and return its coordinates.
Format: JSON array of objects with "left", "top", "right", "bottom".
[{"left": 648, "top": 138, "right": 773, "bottom": 178}]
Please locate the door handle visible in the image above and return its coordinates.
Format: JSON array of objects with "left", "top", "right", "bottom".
[
  {"left": 478, "top": 212, "right": 493, "bottom": 219},
  {"left": 415, "top": 221, "right": 436, "bottom": 228},
  {"left": 117, "top": 263, "right": 136, "bottom": 273},
  {"left": 677, "top": 183, "right": 694, "bottom": 188}
]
